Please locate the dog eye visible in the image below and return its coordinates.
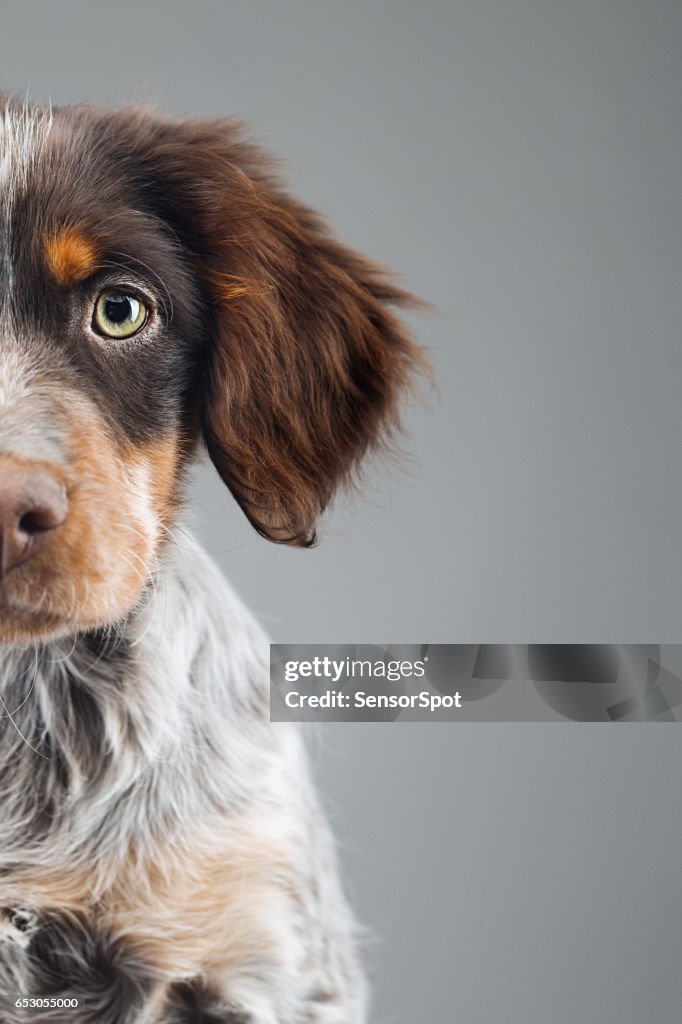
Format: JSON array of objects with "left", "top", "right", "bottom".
[{"left": 92, "top": 292, "right": 148, "bottom": 339}]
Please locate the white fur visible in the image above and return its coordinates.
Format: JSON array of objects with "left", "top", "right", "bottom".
[
  {"left": 0, "top": 533, "right": 368, "bottom": 1022},
  {"left": 0, "top": 102, "right": 53, "bottom": 303}
]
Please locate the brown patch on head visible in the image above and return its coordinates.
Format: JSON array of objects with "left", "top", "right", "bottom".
[{"left": 44, "top": 226, "right": 99, "bottom": 286}]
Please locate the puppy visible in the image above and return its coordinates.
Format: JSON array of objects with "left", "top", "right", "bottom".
[{"left": 0, "top": 95, "right": 424, "bottom": 1022}]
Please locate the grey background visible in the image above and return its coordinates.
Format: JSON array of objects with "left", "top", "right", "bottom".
[{"left": 1, "top": 1, "right": 681, "bottom": 1021}]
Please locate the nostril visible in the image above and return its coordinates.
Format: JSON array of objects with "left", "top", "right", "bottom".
[
  {"left": 0, "top": 469, "right": 68, "bottom": 576},
  {"left": 17, "top": 478, "right": 68, "bottom": 537},
  {"left": 19, "top": 506, "right": 63, "bottom": 535}
]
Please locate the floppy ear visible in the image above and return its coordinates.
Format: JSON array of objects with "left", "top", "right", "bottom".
[{"left": 140, "top": 116, "right": 427, "bottom": 546}]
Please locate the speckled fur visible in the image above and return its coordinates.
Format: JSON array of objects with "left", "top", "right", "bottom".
[
  {"left": 0, "top": 93, "right": 425, "bottom": 1022},
  {"left": 0, "top": 536, "right": 368, "bottom": 1022}
]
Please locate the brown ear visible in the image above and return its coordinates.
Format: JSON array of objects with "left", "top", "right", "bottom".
[{"left": 142, "top": 116, "right": 427, "bottom": 545}]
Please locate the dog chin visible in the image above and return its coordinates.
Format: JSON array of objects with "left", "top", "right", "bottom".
[
  {"left": 0, "top": 602, "right": 69, "bottom": 647},
  {"left": 0, "top": 591, "right": 132, "bottom": 648},
  {"left": 0, "top": 562, "right": 155, "bottom": 647}
]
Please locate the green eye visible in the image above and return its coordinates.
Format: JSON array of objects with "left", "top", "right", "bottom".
[{"left": 93, "top": 292, "right": 148, "bottom": 338}]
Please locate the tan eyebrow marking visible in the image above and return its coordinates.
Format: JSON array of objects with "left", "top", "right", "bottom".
[{"left": 44, "top": 226, "right": 99, "bottom": 285}]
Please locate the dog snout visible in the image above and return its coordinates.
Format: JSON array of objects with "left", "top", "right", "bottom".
[{"left": 0, "top": 464, "right": 68, "bottom": 576}]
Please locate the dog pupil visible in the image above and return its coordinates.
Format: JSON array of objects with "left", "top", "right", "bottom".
[{"left": 105, "top": 296, "right": 131, "bottom": 323}]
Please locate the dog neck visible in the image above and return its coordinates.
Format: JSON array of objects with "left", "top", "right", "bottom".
[{"left": 0, "top": 535, "right": 274, "bottom": 870}]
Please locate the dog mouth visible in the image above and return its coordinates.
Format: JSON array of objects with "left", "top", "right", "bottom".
[
  {"left": 0, "top": 454, "right": 165, "bottom": 646},
  {"left": 0, "top": 539, "right": 153, "bottom": 645},
  {"left": 0, "top": 499, "right": 161, "bottom": 646},
  {"left": 0, "top": 465, "right": 75, "bottom": 639},
  {"left": 0, "top": 382, "right": 177, "bottom": 649},
  {"left": 0, "top": 555, "right": 155, "bottom": 642}
]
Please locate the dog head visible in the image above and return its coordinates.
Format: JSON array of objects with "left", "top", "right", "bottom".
[{"left": 0, "top": 96, "right": 426, "bottom": 645}]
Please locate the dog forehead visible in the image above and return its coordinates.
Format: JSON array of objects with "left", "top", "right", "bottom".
[
  {"left": 0, "top": 103, "right": 191, "bottom": 324},
  {"left": 0, "top": 101, "right": 142, "bottom": 263},
  {"left": 0, "top": 99, "right": 127, "bottom": 198},
  {"left": 0, "top": 104, "right": 102, "bottom": 298},
  {"left": 0, "top": 102, "right": 100, "bottom": 240}
]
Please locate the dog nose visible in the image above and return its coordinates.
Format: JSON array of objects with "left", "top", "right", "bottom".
[{"left": 0, "top": 467, "right": 68, "bottom": 576}]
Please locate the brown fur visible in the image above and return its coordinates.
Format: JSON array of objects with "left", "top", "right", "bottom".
[
  {"left": 1, "top": 102, "right": 429, "bottom": 643},
  {"left": 3, "top": 822, "right": 295, "bottom": 993},
  {"left": 123, "top": 436, "right": 186, "bottom": 533},
  {"left": 44, "top": 227, "right": 99, "bottom": 286},
  {"left": 0, "top": 97, "right": 427, "bottom": 1021},
  {"left": 127, "top": 114, "right": 430, "bottom": 546},
  {"left": 111, "top": 830, "right": 294, "bottom": 979},
  {"left": 0, "top": 397, "right": 164, "bottom": 645}
]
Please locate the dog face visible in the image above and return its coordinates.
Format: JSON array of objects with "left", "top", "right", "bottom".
[{"left": 0, "top": 96, "right": 424, "bottom": 645}]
